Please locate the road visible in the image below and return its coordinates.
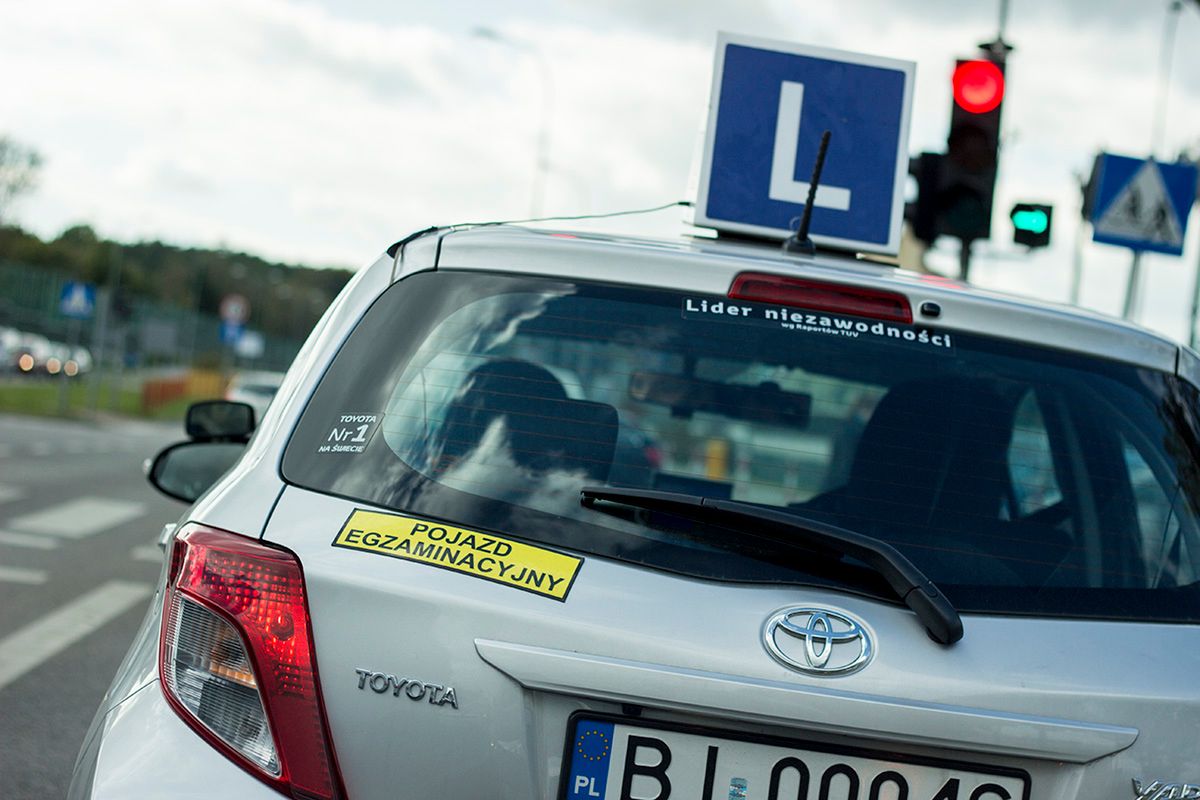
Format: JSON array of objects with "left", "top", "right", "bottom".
[{"left": 0, "top": 413, "right": 184, "bottom": 799}]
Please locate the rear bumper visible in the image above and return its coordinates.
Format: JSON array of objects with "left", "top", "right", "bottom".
[{"left": 68, "top": 680, "right": 279, "bottom": 800}]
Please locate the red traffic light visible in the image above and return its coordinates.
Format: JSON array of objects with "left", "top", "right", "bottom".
[{"left": 952, "top": 60, "right": 1005, "bottom": 114}]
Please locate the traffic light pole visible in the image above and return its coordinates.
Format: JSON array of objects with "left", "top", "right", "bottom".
[
  {"left": 959, "top": 239, "right": 973, "bottom": 282},
  {"left": 996, "top": 0, "right": 1011, "bottom": 41},
  {"left": 1151, "top": 1, "right": 1183, "bottom": 157}
]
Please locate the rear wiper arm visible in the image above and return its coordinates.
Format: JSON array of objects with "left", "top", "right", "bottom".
[{"left": 580, "top": 486, "right": 963, "bottom": 645}]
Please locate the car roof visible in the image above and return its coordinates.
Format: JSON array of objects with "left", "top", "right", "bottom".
[{"left": 393, "top": 224, "right": 1182, "bottom": 375}]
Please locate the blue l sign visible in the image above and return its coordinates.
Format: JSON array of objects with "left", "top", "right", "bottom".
[{"left": 695, "top": 34, "right": 915, "bottom": 254}]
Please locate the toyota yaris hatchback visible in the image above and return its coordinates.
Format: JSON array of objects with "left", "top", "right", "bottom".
[{"left": 71, "top": 226, "right": 1200, "bottom": 799}]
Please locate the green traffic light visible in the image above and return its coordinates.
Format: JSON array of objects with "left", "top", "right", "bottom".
[{"left": 1012, "top": 209, "right": 1049, "bottom": 234}]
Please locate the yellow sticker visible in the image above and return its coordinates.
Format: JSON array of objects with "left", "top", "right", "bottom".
[{"left": 332, "top": 509, "right": 583, "bottom": 601}]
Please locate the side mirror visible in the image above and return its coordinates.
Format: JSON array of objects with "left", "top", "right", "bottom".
[
  {"left": 148, "top": 441, "right": 247, "bottom": 503},
  {"left": 186, "top": 400, "right": 256, "bottom": 441}
]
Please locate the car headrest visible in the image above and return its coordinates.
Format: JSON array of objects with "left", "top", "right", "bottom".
[
  {"left": 847, "top": 377, "right": 1014, "bottom": 521},
  {"left": 439, "top": 359, "right": 619, "bottom": 481}
]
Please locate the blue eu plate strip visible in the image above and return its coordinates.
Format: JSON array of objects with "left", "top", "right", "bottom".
[{"left": 567, "top": 720, "right": 615, "bottom": 799}]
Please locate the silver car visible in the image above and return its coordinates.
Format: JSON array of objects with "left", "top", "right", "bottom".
[{"left": 71, "top": 226, "right": 1200, "bottom": 799}]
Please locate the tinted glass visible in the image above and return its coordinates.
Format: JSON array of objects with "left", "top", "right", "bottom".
[
  {"left": 186, "top": 400, "right": 255, "bottom": 439},
  {"left": 283, "top": 271, "right": 1200, "bottom": 620}
]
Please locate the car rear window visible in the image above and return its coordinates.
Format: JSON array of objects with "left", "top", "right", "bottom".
[{"left": 282, "top": 270, "right": 1200, "bottom": 621}]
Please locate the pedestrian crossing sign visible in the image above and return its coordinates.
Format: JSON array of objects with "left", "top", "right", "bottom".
[
  {"left": 59, "top": 281, "right": 96, "bottom": 320},
  {"left": 1090, "top": 153, "right": 1196, "bottom": 256}
]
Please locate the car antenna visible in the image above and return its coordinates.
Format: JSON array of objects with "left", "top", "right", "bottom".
[{"left": 782, "top": 129, "right": 832, "bottom": 256}]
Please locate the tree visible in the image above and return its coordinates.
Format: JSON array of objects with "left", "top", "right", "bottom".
[{"left": 0, "top": 136, "right": 43, "bottom": 226}]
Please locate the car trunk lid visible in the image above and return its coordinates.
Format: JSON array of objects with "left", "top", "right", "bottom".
[{"left": 261, "top": 487, "right": 1199, "bottom": 800}]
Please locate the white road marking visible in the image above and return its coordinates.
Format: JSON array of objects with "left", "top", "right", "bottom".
[
  {"left": 0, "top": 531, "right": 59, "bottom": 550},
  {"left": 130, "top": 545, "right": 162, "bottom": 563},
  {"left": 0, "top": 484, "right": 25, "bottom": 503},
  {"left": 0, "top": 565, "right": 48, "bottom": 585},
  {"left": 0, "top": 581, "right": 152, "bottom": 691},
  {"left": 10, "top": 498, "right": 146, "bottom": 539}
]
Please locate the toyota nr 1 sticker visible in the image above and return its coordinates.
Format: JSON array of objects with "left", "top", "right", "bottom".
[{"left": 317, "top": 413, "right": 380, "bottom": 454}]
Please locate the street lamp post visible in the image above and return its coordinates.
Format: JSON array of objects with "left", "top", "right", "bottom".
[{"left": 473, "top": 27, "right": 554, "bottom": 218}]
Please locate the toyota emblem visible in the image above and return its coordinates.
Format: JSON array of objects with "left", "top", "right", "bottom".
[{"left": 763, "top": 607, "right": 873, "bottom": 676}]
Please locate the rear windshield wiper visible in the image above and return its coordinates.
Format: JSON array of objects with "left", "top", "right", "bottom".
[{"left": 580, "top": 486, "right": 963, "bottom": 645}]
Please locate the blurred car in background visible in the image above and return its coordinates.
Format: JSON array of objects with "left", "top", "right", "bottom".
[
  {"left": 225, "top": 370, "right": 285, "bottom": 422},
  {"left": 0, "top": 326, "right": 21, "bottom": 372},
  {"left": 0, "top": 328, "right": 91, "bottom": 377},
  {"left": 11, "top": 332, "right": 52, "bottom": 375},
  {"left": 68, "top": 346, "right": 93, "bottom": 376}
]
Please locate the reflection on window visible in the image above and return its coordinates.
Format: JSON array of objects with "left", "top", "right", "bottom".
[
  {"left": 1007, "top": 390, "right": 1062, "bottom": 518},
  {"left": 1119, "top": 434, "right": 1195, "bottom": 587},
  {"left": 379, "top": 294, "right": 888, "bottom": 514}
]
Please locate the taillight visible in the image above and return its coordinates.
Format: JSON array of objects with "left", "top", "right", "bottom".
[
  {"left": 728, "top": 272, "right": 913, "bottom": 323},
  {"left": 160, "top": 524, "right": 344, "bottom": 799}
]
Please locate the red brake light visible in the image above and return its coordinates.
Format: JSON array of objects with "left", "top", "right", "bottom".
[
  {"left": 728, "top": 272, "right": 913, "bottom": 324},
  {"left": 160, "top": 524, "right": 344, "bottom": 799}
]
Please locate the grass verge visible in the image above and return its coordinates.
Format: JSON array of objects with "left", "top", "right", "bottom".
[{"left": 0, "top": 378, "right": 192, "bottom": 422}]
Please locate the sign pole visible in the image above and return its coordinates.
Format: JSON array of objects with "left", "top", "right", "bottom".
[
  {"left": 87, "top": 250, "right": 123, "bottom": 413},
  {"left": 1190, "top": 232, "right": 1200, "bottom": 349},
  {"left": 1070, "top": 172, "right": 1088, "bottom": 306},
  {"left": 56, "top": 318, "right": 81, "bottom": 415},
  {"left": 1122, "top": 251, "right": 1143, "bottom": 319},
  {"left": 1070, "top": 219, "right": 1086, "bottom": 305}
]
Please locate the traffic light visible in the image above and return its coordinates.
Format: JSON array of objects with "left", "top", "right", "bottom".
[
  {"left": 1010, "top": 203, "right": 1052, "bottom": 248},
  {"left": 952, "top": 59, "right": 1004, "bottom": 114},
  {"left": 940, "top": 58, "right": 1005, "bottom": 241},
  {"left": 909, "top": 55, "right": 1006, "bottom": 250}
]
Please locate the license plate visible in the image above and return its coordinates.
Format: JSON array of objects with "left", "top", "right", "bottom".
[{"left": 560, "top": 715, "right": 1029, "bottom": 800}]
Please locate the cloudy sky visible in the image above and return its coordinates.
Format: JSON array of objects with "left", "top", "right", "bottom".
[{"left": 3, "top": 0, "right": 1200, "bottom": 340}]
